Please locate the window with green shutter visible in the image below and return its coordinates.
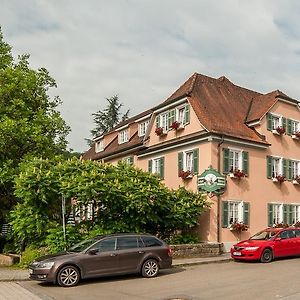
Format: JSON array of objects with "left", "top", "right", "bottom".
[
  {"left": 148, "top": 157, "right": 164, "bottom": 179},
  {"left": 178, "top": 152, "right": 183, "bottom": 174},
  {"left": 223, "top": 148, "right": 230, "bottom": 174},
  {"left": 243, "top": 202, "right": 250, "bottom": 226},
  {"left": 266, "top": 156, "right": 272, "bottom": 179},
  {"left": 193, "top": 149, "right": 199, "bottom": 174},
  {"left": 178, "top": 149, "right": 199, "bottom": 175},
  {"left": 168, "top": 109, "right": 176, "bottom": 128},
  {"left": 267, "top": 113, "right": 273, "bottom": 131},
  {"left": 242, "top": 151, "right": 249, "bottom": 176},
  {"left": 287, "top": 119, "right": 292, "bottom": 136},
  {"left": 267, "top": 203, "right": 274, "bottom": 227},
  {"left": 222, "top": 201, "right": 229, "bottom": 228},
  {"left": 222, "top": 201, "right": 249, "bottom": 228},
  {"left": 184, "top": 104, "right": 190, "bottom": 125},
  {"left": 159, "top": 157, "right": 165, "bottom": 179}
]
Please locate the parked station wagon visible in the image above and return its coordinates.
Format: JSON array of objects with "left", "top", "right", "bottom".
[
  {"left": 231, "top": 227, "right": 300, "bottom": 263},
  {"left": 29, "top": 233, "right": 172, "bottom": 287}
]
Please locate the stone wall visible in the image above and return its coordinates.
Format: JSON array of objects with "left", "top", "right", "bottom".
[
  {"left": 171, "top": 242, "right": 224, "bottom": 258},
  {"left": 0, "top": 254, "right": 20, "bottom": 266}
]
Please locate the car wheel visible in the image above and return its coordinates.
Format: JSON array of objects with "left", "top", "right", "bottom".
[
  {"left": 141, "top": 259, "right": 159, "bottom": 278},
  {"left": 260, "top": 249, "right": 273, "bottom": 263},
  {"left": 57, "top": 265, "right": 80, "bottom": 287}
]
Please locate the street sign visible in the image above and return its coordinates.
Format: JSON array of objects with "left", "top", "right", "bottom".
[{"left": 198, "top": 166, "right": 226, "bottom": 194}]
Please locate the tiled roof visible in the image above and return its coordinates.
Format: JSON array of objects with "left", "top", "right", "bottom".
[
  {"left": 245, "top": 90, "right": 297, "bottom": 123},
  {"left": 165, "top": 73, "right": 267, "bottom": 143}
]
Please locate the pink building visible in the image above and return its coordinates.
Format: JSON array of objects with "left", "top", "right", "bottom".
[{"left": 83, "top": 73, "right": 300, "bottom": 250}]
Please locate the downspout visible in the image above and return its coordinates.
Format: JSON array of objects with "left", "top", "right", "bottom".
[{"left": 217, "top": 135, "right": 224, "bottom": 245}]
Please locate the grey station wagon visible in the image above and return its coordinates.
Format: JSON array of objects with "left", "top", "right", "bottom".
[{"left": 29, "top": 233, "right": 172, "bottom": 287}]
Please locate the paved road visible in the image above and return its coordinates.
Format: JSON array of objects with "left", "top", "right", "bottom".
[{"left": 20, "top": 258, "right": 300, "bottom": 300}]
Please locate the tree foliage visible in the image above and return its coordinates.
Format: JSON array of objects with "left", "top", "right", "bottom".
[
  {"left": 88, "top": 95, "right": 129, "bottom": 144},
  {"left": 10, "top": 157, "right": 209, "bottom": 250},
  {"left": 0, "top": 28, "right": 70, "bottom": 223}
]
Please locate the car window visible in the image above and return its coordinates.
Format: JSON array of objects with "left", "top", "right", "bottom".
[
  {"left": 93, "top": 238, "right": 116, "bottom": 252},
  {"left": 295, "top": 229, "right": 300, "bottom": 237},
  {"left": 68, "top": 238, "right": 98, "bottom": 252},
  {"left": 250, "top": 230, "right": 277, "bottom": 240},
  {"left": 287, "top": 230, "right": 296, "bottom": 239},
  {"left": 279, "top": 231, "right": 290, "bottom": 239},
  {"left": 117, "top": 237, "right": 138, "bottom": 250},
  {"left": 142, "top": 236, "right": 163, "bottom": 247}
]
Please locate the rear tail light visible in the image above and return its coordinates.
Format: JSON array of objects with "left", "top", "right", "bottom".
[{"left": 167, "top": 247, "right": 173, "bottom": 257}]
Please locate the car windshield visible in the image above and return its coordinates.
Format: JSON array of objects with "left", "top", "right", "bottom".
[
  {"left": 68, "top": 238, "right": 98, "bottom": 252},
  {"left": 250, "top": 230, "right": 278, "bottom": 240}
]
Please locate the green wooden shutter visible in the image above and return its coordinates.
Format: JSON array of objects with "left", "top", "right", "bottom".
[
  {"left": 156, "top": 115, "right": 160, "bottom": 128},
  {"left": 287, "top": 119, "right": 292, "bottom": 136},
  {"left": 193, "top": 149, "right": 199, "bottom": 174},
  {"left": 222, "top": 201, "right": 229, "bottom": 228},
  {"left": 267, "top": 113, "right": 273, "bottom": 130},
  {"left": 282, "top": 158, "right": 287, "bottom": 177},
  {"left": 159, "top": 157, "right": 165, "bottom": 179},
  {"left": 178, "top": 152, "right": 183, "bottom": 174},
  {"left": 290, "top": 205, "right": 295, "bottom": 224},
  {"left": 184, "top": 104, "right": 190, "bottom": 124},
  {"left": 242, "top": 151, "right": 249, "bottom": 176},
  {"left": 168, "top": 109, "right": 175, "bottom": 128},
  {"left": 266, "top": 156, "right": 272, "bottom": 179},
  {"left": 148, "top": 160, "right": 152, "bottom": 173},
  {"left": 267, "top": 203, "right": 274, "bottom": 227},
  {"left": 282, "top": 117, "right": 287, "bottom": 132},
  {"left": 283, "top": 204, "right": 288, "bottom": 224},
  {"left": 287, "top": 160, "right": 292, "bottom": 181},
  {"left": 243, "top": 202, "right": 250, "bottom": 226},
  {"left": 223, "top": 148, "right": 230, "bottom": 174},
  {"left": 129, "top": 156, "right": 134, "bottom": 165}
]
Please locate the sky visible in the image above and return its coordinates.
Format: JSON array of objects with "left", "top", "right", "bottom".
[{"left": 1, "top": 0, "right": 300, "bottom": 152}]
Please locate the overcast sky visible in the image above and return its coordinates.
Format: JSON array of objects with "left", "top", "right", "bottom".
[{"left": 1, "top": 0, "right": 300, "bottom": 152}]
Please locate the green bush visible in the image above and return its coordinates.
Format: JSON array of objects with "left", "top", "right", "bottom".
[
  {"left": 18, "top": 246, "right": 49, "bottom": 269},
  {"left": 167, "top": 233, "right": 200, "bottom": 245},
  {"left": 44, "top": 224, "right": 83, "bottom": 253}
]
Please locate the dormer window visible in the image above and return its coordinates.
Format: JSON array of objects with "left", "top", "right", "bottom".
[
  {"left": 118, "top": 129, "right": 129, "bottom": 144},
  {"left": 138, "top": 120, "right": 149, "bottom": 137},
  {"left": 267, "top": 113, "right": 286, "bottom": 134},
  {"left": 95, "top": 139, "right": 104, "bottom": 153}
]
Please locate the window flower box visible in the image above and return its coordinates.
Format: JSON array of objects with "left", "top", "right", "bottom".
[
  {"left": 294, "top": 221, "right": 300, "bottom": 228},
  {"left": 229, "top": 168, "right": 245, "bottom": 179},
  {"left": 272, "top": 175, "right": 285, "bottom": 183},
  {"left": 171, "top": 121, "right": 184, "bottom": 131},
  {"left": 155, "top": 127, "right": 167, "bottom": 136},
  {"left": 292, "top": 131, "right": 300, "bottom": 139},
  {"left": 229, "top": 222, "right": 248, "bottom": 232},
  {"left": 273, "top": 223, "right": 289, "bottom": 228},
  {"left": 272, "top": 126, "right": 285, "bottom": 135},
  {"left": 178, "top": 170, "right": 193, "bottom": 179},
  {"left": 292, "top": 176, "right": 300, "bottom": 185}
]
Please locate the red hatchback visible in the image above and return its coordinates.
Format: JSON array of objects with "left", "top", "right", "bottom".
[{"left": 231, "top": 227, "right": 300, "bottom": 263}]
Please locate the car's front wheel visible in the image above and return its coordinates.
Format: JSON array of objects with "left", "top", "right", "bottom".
[
  {"left": 141, "top": 259, "right": 159, "bottom": 278},
  {"left": 260, "top": 249, "right": 273, "bottom": 263},
  {"left": 57, "top": 265, "right": 80, "bottom": 287}
]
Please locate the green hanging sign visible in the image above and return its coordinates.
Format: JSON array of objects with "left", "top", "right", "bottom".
[{"left": 198, "top": 166, "right": 226, "bottom": 194}]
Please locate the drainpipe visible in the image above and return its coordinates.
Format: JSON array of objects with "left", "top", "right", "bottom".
[{"left": 217, "top": 135, "right": 224, "bottom": 246}]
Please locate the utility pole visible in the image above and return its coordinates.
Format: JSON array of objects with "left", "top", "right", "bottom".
[{"left": 62, "top": 195, "right": 66, "bottom": 250}]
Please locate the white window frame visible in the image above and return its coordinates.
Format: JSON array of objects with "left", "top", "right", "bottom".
[
  {"left": 270, "top": 203, "right": 283, "bottom": 225},
  {"left": 228, "top": 200, "right": 244, "bottom": 225},
  {"left": 271, "top": 156, "right": 283, "bottom": 177},
  {"left": 291, "top": 160, "right": 300, "bottom": 179},
  {"left": 229, "top": 148, "right": 242, "bottom": 172},
  {"left": 183, "top": 150, "right": 194, "bottom": 172},
  {"left": 159, "top": 113, "right": 168, "bottom": 132},
  {"left": 176, "top": 106, "right": 186, "bottom": 126},
  {"left": 291, "top": 120, "right": 300, "bottom": 134},
  {"left": 151, "top": 157, "right": 161, "bottom": 175},
  {"left": 118, "top": 129, "right": 129, "bottom": 144},
  {"left": 138, "top": 120, "right": 149, "bottom": 137},
  {"left": 95, "top": 139, "right": 104, "bottom": 153},
  {"left": 290, "top": 205, "right": 300, "bottom": 224},
  {"left": 123, "top": 156, "right": 133, "bottom": 165},
  {"left": 271, "top": 114, "right": 283, "bottom": 130}
]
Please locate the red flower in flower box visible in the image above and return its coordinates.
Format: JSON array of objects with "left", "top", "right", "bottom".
[
  {"left": 229, "top": 168, "right": 245, "bottom": 178},
  {"left": 276, "top": 126, "right": 285, "bottom": 134},
  {"left": 273, "top": 223, "right": 289, "bottom": 228},
  {"left": 178, "top": 170, "right": 193, "bottom": 179},
  {"left": 275, "top": 175, "right": 286, "bottom": 183},
  {"left": 171, "top": 121, "right": 180, "bottom": 130},
  {"left": 294, "top": 221, "right": 300, "bottom": 228},
  {"left": 295, "top": 131, "right": 300, "bottom": 138},
  {"left": 229, "top": 222, "right": 248, "bottom": 232},
  {"left": 293, "top": 175, "right": 300, "bottom": 184},
  {"left": 155, "top": 127, "right": 165, "bottom": 136}
]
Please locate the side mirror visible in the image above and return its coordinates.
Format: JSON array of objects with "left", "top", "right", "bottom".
[{"left": 87, "top": 249, "right": 98, "bottom": 255}]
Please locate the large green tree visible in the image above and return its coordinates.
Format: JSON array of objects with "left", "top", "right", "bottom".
[
  {"left": 88, "top": 95, "right": 129, "bottom": 144},
  {"left": 10, "top": 156, "right": 209, "bottom": 249},
  {"left": 0, "top": 28, "right": 70, "bottom": 223}
]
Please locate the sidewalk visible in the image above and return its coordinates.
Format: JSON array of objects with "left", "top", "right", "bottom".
[{"left": 0, "top": 253, "right": 232, "bottom": 282}]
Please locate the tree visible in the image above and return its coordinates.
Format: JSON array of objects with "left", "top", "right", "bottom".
[
  {"left": 10, "top": 157, "right": 209, "bottom": 249},
  {"left": 0, "top": 28, "right": 70, "bottom": 224},
  {"left": 88, "top": 95, "right": 129, "bottom": 144}
]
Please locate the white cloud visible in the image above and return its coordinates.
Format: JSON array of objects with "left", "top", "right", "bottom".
[{"left": 1, "top": 0, "right": 300, "bottom": 152}]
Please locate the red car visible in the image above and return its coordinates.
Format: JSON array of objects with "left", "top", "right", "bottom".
[{"left": 231, "top": 227, "right": 300, "bottom": 263}]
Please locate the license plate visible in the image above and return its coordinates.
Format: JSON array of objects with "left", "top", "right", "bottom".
[
  {"left": 233, "top": 251, "right": 241, "bottom": 256},
  {"left": 29, "top": 269, "right": 33, "bottom": 274}
]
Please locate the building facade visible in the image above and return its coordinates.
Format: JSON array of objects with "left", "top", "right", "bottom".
[{"left": 83, "top": 73, "right": 300, "bottom": 250}]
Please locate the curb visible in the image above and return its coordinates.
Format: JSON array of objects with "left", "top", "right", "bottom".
[{"left": 173, "top": 257, "right": 232, "bottom": 267}]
